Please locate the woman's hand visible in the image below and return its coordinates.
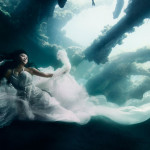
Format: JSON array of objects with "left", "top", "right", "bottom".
[{"left": 48, "top": 73, "right": 53, "bottom": 77}]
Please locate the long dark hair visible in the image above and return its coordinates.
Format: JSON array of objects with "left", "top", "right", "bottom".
[{"left": 0, "top": 49, "right": 36, "bottom": 83}]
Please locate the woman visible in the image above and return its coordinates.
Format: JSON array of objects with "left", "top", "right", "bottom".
[{"left": 0, "top": 49, "right": 80, "bottom": 126}]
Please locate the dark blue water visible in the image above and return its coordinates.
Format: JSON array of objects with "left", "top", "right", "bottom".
[{"left": 0, "top": 117, "right": 150, "bottom": 150}]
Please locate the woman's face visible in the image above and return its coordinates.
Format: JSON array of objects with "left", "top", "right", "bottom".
[{"left": 19, "top": 53, "right": 28, "bottom": 65}]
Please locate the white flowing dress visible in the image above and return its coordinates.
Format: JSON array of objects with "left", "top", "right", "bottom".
[
  {"left": 12, "top": 67, "right": 81, "bottom": 120},
  {"left": 0, "top": 67, "right": 83, "bottom": 127}
]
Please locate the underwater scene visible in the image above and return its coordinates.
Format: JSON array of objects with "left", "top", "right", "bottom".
[{"left": 0, "top": 0, "right": 150, "bottom": 149}]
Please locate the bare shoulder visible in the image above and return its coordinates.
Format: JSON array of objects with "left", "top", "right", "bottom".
[
  {"left": 25, "top": 67, "right": 37, "bottom": 75},
  {"left": 5, "top": 69, "right": 12, "bottom": 79}
]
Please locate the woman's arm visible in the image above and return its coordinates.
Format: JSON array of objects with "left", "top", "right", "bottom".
[{"left": 28, "top": 68, "right": 53, "bottom": 78}]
